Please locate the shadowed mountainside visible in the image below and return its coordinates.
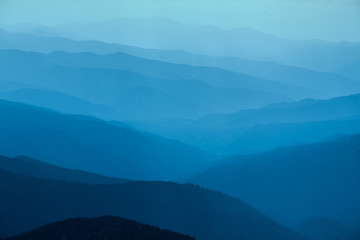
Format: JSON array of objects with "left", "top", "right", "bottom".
[
  {"left": 190, "top": 134, "right": 360, "bottom": 227},
  {"left": 0, "top": 169, "right": 306, "bottom": 240},
  {"left": 296, "top": 217, "right": 360, "bottom": 240},
  {"left": 5, "top": 216, "right": 195, "bottom": 240},
  {"left": 0, "top": 155, "right": 126, "bottom": 184},
  {"left": 0, "top": 99, "right": 215, "bottom": 180}
]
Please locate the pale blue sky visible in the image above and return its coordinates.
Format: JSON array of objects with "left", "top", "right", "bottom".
[{"left": 0, "top": 0, "right": 359, "bottom": 42}]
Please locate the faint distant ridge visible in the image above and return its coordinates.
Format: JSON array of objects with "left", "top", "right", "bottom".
[
  {"left": 132, "top": 93, "right": 360, "bottom": 155},
  {"left": 0, "top": 88, "right": 124, "bottom": 121},
  {"left": 199, "top": 93, "right": 360, "bottom": 128},
  {"left": 1, "top": 28, "right": 359, "bottom": 102},
  {"left": 0, "top": 49, "right": 307, "bottom": 119},
  {"left": 2, "top": 18, "right": 360, "bottom": 72},
  {"left": 22, "top": 17, "right": 360, "bottom": 72},
  {"left": 5, "top": 216, "right": 195, "bottom": 240}
]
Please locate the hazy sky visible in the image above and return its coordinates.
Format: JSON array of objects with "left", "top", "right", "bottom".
[{"left": 0, "top": 0, "right": 359, "bottom": 42}]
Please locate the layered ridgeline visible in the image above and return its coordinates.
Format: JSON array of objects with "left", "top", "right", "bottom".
[
  {"left": 1, "top": 28, "right": 359, "bottom": 99},
  {"left": 0, "top": 100, "right": 215, "bottom": 180},
  {"left": 1, "top": 31, "right": 359, "bottom": 155},
  {"left": 0, "top": 168, "right": 306, "bottom": 240},
  {"left": 0, "top": 49, "right": 306, "bottom": 120},
  {"left": 190, "top": 134, "right": 360, "bottom": 231},
  {"left": 337, "top": 59, "right": 360, "bottom": 81},
  {"left": 5, "top": 216, "right": 195, "bottom": 240},
  {"left": 2, "top": 18, "right": 360, "bottom": 72},
  {"left": 55, "top": 18, "right": 360, "bottom": 72},
  {"left": 130, "top": 94, "right": 360, "bottom": 155},
  {"left": 0, "top": 88, "right": 123, "bottom": 121},
  {"left": 1, "top": 18, "right": 359, "bottom": 240}
]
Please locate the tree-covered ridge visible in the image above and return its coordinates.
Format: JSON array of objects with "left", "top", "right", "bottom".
[{"left": 5, "top": 216, "right": 195, "bottom": 240}]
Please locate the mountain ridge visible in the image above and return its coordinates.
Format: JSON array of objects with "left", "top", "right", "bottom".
[
  {"left": 0, "top": 99, "right": 216, "bottom": 180},
  {"left": 190, "top": 134, "right": 360, "bottom": 227},
  {"left": 0, "top": 169, "right": 307, "bottom": 240},
  {"left": 5, "top": 216, "right": 195, "bottom": 240},
  {"left": 0, "top": 155, "right": 127, "bottom": 184}
]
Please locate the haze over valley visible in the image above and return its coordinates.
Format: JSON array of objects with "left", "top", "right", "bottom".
[{"left": 1, "top": 1, "right": 360, "bottom": 239}]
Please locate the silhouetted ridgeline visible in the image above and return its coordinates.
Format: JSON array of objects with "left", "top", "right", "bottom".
[
  {"left": 0, "top": 169, "right": 306, "bottom": 240},
  {"left": 5, "top": 216, "right": 195, "bottom": 240}
]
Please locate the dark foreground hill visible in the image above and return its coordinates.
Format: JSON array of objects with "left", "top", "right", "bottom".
[
  {"left": 0, "top": 169, "right": 306, "bottom": 240},
  {"left": 0, "top": 155, "right": 126, "bottom": 184},
  {"left": 5, "top": 216, "right": 195, "bottom": 240},
  {"left": 191, "top": 134, "right": 360, "bottom": 227}
]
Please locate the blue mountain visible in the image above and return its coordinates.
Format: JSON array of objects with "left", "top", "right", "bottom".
[
  {"left": 296, "top": 217, "right": 360, "bottom": 240},
  {"left": 130, "top": 94, "right": 360, "bottom": 155},
  {"left": 45, "top": 18, "right": 360, "bottom": 72},
  {"left": 0, "top": 99, "right": 215, "bottom": 180},
  {"left": 190, "top": 134, "right": 360, "bottom": 228},
  {"left": 0, "top": 49, "right": 309, "bottom": 119},
  {"left": 0, "top": 155, "right": 126, "bottom": 184},
  {"left": 5, "top": 216, "right": 195, "bottom": 240},
  {"left": 0, "top": 169, "right": 307, "bottom": 240},
  {"left": 0, "top": 88, "right": 123, "bottom": 120},
  {"left": 2, "top": 28, "right": 358, "bottom": 99}
]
